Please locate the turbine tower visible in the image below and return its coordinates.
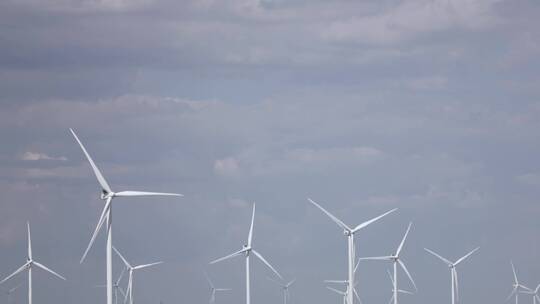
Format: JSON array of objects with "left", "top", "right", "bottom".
[
  {"left": 70, "top": 129, "right": 182, "bottom": 304},
  {"left": 113, "top": 247, "right": 163, "bottom": 304},
  {"left": 205, "top": 272, "right": 231, "bottom": 304},
  {"left": 424, "top": 247, "right": 479, "bottom": 304},
  {"left": 267, "top": 277, "right": 296, "bottom": 304},
  {"left": 0, "top": 223, "right": 66, "bottom": 304},
  {"left": 507, "top": 261, "right": 530, "bottom": 304},
  {"left": 209, "top": 203, "right": 282, "bottom": 304},
  {"left": 357, "top": 222, "right": 416, "bottom": 304},
  {"left": 308, "top": 198, "right": 397, "bottom": 304}
]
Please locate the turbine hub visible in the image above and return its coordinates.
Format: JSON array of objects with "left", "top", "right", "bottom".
[{"left": 343, "top": 230, "right": 351, "bottom": 236}]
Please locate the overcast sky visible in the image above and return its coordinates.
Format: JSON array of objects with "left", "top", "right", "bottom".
[{"left": 1, "top": 0, "right": 540, "bottom": 304}]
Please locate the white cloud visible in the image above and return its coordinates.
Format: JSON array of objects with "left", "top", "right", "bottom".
[
  {"left": 20, "top": 151, "right": 67, "bottom": 161},
  {"left": 214, "top": 157, "right": 241, "bottom": 177}
]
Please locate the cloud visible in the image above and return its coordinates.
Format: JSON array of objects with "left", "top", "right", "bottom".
[{"left": 20, "top": 151, "right": 67, "bottom": 161}]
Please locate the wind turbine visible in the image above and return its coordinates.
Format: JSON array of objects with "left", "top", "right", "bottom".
[
  {"left": 507, "top": 261, "right": 531, "bottom": 304},
  {"left": 209, "top": 203, "right": 282, "bottom": 304},
  {"left": 424, "top": 247, "right": 479, "bottom": 304},
  {"left": 70, "top": 128, "right": 182, "bottom": 304},
  {"left": 113, "top": 247, "right": 163, "bottom": 304},
  {"left": 0, "top": 223, "right": 66, "bottom": 304},
  {"left": 204, "top": 272, "right": 231, "bottom": 304},
  {"left": 5, "top": 283, "right": 22, "bottom": 304},
  {"left": 267, "top": 277, "right": 295, "bottom": 304},
  {"left": 307, "top": 198, "right": 397, "bottom": 304},
  {"left": 356, "top": 222, "right": 416, "bottom": 304},
  {"left": 519, "top": 284, "right": 540, "bottom": 304},
  {"left": 385, "top": 270, "right": 413, "bottom": 304},
  {"left": 325, "top": 281, "right": 361, "bottom": 304},
  {"left": 96, "top": 267, "right": 127, "bottom": 304}
]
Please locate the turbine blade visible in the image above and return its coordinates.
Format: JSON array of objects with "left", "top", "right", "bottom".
[
  {"left": 358, "top": 256, "right": 393, "bottom": 261},
  {"left": 112, "top": 246, "right": 132, "bottom": 269},
  {"left": 204, "top": 271, "right": 214, "bottom": 289},
  {"left": 511, "top": 261, "right": 518, "bottom": 284},
  {"left": 352, "top": 208, "right": 398, "bottom": 233},
  {"left": 80, "top": 197, "right": 112, "bottom": 263},
  {"left": 215, "top": 288, "right": 232, "bottom": 291},
  {"left": 33, "top": 261, "right": 66, "bottom": 280},
  {"left": 326, "top": 286, "right": 346, "bottom": 296},
  {"left": 69, "top": 128, "right": 112, "bottom": 193},
  {"left": 398, "top": 289, "right": 414, "bottom": 295},
  {"left": 354, "top": 258, "right": 361, "bottom": 273},
  {"left": 116, "top": 267, "right": 126, "bottom": 285},
  {"left": 424, "top": 248, "right": 452, "bottom": 265},
  {"left": 388, "top": 295, "right": 394, "bottom": 304},
  {"left": 124, "top": 274, "right": 132, "bottom": 304},
  {"left": 506, "top": 287, "right": 518, "bottom": 301},
  {"left": 353, "top": 287, "right": 363, "bottom": 304},
  {"left": 248, "top": 203, "right": 255, "bottom": 247},
  {"left": 252, "top": 250, "right": 282, "bottom": 279},
  {"left": 118, "top": 286, "right": 126, "bottom": 298},
  {"left": 398, "top": 259, "right": 417, "bottom": 291},
  {"left": 209, "top": 248, "right": 246, "bottom": 264},
  {"left": 133, "top": 261, "right": 163, "bottom": 270},
  {"left": 396, "top": 222, "right": 412, "bottom": 256},
  {"left": 0, "top": 262, "right": 29, "bottom": 285},
  {"left": 454, "top": 247, "right": 480, "bottom": 266},
  {"left": 27, "top": 222, "right": 32, "bottom": 260},
  {"left": 386, "top": 269, "right": 394, "bottom": 285},
  {"left": 307, "top": 198, "right": 350, "bottom": 231},
  {"left": 287, "top": 278, "right": 296, "bottom": 287},
  {"left": 114, "top": 191, "right": 183, "bottom": 197},
  {"left": 324, "top": 280, "right": 348, "bottom": 284}
]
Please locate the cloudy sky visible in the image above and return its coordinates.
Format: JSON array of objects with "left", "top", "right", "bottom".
[{"left": 1, "top": 0, "right": 540, "bottom": 303}]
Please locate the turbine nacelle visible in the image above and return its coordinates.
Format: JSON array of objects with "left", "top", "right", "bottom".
[{"left": 343, "top": 230, "right": 352, "bottom": 236}]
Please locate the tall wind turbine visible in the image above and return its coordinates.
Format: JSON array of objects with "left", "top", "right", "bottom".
[
  {"left": 209, "top": 203, "right": 282, "bottom": 304},
  {"left": 113, "top": 247, "right": 163, "bottom": 304},
  {"left": 205, "top": 272, "right": 231, "bottom": 304},
  {"left": 308, "top": 198, "right": 397, "bottom": 304},
  {"left": 0, "top": 223, "right": 66, "bottom": 304},
  {"left": 70, "top": 128, "right": 182, "bottom": 304},
  {"left": 267, "top": 277, "right": 295, "bottom": 304},
  {"left": 385, "top": 270, "right": 413, "bottom": 304},
  {"left": 424, "top": 247, "right": 479, "bottom": 304},
  {"left": 96, "top": 267, "right": 127, "bottom": 304},
  {"left": 507, "top": 261, "right": 530, "bottom": 304},
  {"left": 357, "top": 222, "right": 416, "bottom": 304}
]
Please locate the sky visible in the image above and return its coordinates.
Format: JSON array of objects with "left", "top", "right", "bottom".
[{"left": 0, "top": 0, "right": 540, "bottom": 304}]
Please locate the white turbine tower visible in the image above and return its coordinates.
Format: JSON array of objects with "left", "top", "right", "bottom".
[
  {"left": 209, "top": 203, "right": 282, "bottom": 304},
  {"left": 357, "top": 222, "right": 416, "bottom": 304},
  {"left": 307, "top": 198, "right": 397, "bottom": 304},
  {"left": 113, "top": 247, "right": 163, "bottom": 304},
  {"left": 70, "top": 128, "right": 182, "bottom": 304},
  {"left": 385, "top": 270, "right": 413, "bottom": 304},
  {"left": 424, "top": 247, "right": 479, "bottom": 304},
  {"left": 507, "top": 261, "right": 531, "bottom": 304},
  {"left": 96, "top": 267, "right": 127, "bottom": 304},
  {"left": 205, "top": 272, "right": 231, "bottom": 304},
  {"left": 0, "top": 223, "right": 66, "bottom": 304},
  {"left": 267, "top": 277, "right": 296, "bottom": 304}
]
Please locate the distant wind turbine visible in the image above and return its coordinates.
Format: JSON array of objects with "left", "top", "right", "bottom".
[
  {"left": 96, "top": 267, "right": 128, "bottom": 304},
  {"left": 325, "top": 280, "right": 361, "bottom": 304},
  {"left": 113, "top": 247, "right": 163, "bottom": 304},
  {"left": 204, "top": 272, "right": 231, "bottom": 304},
  {"left": 507, "top": 261, "right": 531, "bottom": 304},
  {"left": 0, "top": 223, "right": 66, "bottom": 304},
  {"left": 308, "top": 198, "right": 397, "bottom": 304},
  {"left": 70, "top": 128, "right": 182, "bottom": 304},
  {"left": 267, "top": 277, "right": 296, "bottom": 304},
  {"left": 5, "top": 283, "right": 22, "bottom": 304},
  {"left": 209, "top": 203, "right": 282, "bottom": 304},
  {"left": 424, "top": 247, "right": 479, "bottom": 304},
  {"left": 519, "top": 284, "right": 540, "bottom": 304},
  {"left": 357, "top": 222, "right": 416, "bottom": 304}
]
